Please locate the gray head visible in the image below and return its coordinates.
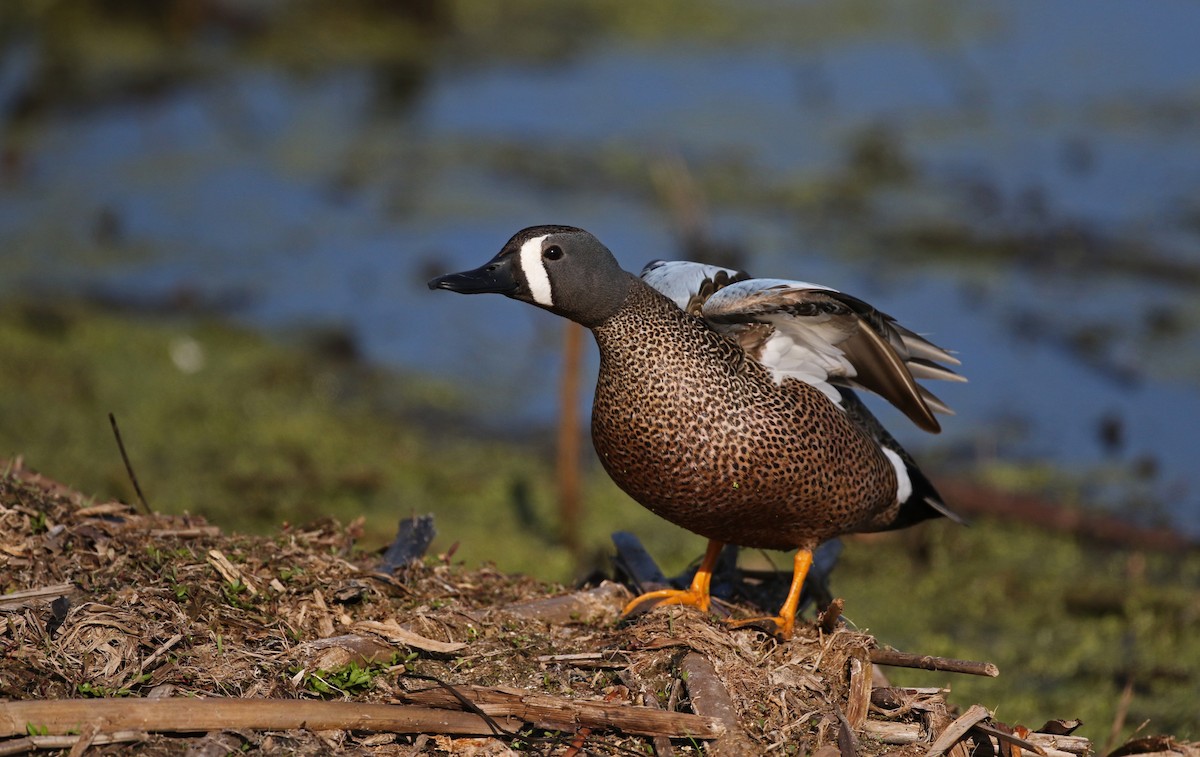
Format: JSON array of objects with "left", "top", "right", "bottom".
[{"left": 428, "top": 225, "right": 636, "bottom": 328}]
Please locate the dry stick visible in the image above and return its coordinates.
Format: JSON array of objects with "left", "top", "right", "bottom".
[
  {"left": 148, "top": 527, "right": 221, "bottom": 538},
  {"left": 405, "top": 677, "right": 513, "bottom": 738},
  {"left": 0, "top": 731, "right": 147, "bottom": 756},
  {"left": 861, "top": 721, "right": 1091, "bottom": 756},
  {"left": 0, "top": 584, "right": 75, "bottom": 612},
  {"left": 396, "top": 684, "right": 723, "bottom": 739},
  {"left": 971, "top": 722, "right": 1047, "bottom": 757},
  {"left": 139, "top": 634, "right": 183, "bottom": 673},
  {"left": 680, "top": 653, "right": 756, "bottom": 757},
  {"left": 65, "top": 720, "right": 99, "bottom": 757},
  {"left": 861, "top": 720, "right": 924, "bottom": 745},
  {"left": 108, "top": 413, "right": 151, "bottom": 515},
  {"left": 353, "top": 621, "right": 467, "bottom": 654},
  {"left": 537, "top": 652, "right": 628, "bottom": 665},
  {"left": 818, "top": 597, "right": 845, "bottom": 633},
  {"left": 926, "top": 703, "right": 991, "bottom": 757},
  {"left": 869, "top": 649, "right": 999, "bottom": 678},
  {"left": 0, "top": 699, "right": 525, "bottom": 739}
]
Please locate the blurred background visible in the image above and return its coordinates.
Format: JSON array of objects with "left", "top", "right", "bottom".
[{"left": 1, "top": 0, "right": 1198, "bottom": 740}]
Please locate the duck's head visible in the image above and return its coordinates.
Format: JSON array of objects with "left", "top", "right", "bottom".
[{"left": 428, "top": 225, "right": 634, "bottom": 327}]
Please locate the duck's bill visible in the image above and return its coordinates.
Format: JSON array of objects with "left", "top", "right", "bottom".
[{"left": 427, "top": 257, "right": 517, "bottom": 295}]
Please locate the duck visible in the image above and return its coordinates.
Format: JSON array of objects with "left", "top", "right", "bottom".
[{"left": 428, "top": 225, "right": 965, "bottom": 639}]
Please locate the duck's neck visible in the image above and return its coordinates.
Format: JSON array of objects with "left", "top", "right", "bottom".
[{"left": 590, "top": 278, "right": 741, "bottom": 376}]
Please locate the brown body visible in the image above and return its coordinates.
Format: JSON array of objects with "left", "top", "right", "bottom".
[{"left": 591, "top": 279, "right": 901, "bottom": 552}]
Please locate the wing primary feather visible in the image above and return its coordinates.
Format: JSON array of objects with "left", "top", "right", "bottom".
[
  {"left": 918, "top": 387, "right": 955, "bottom": 417},
  {"left": 838, "top": 316, "right": 941, "bottom": 433},
  {"left": 906, "top": 358, "right": 967, "bottom": 383},
  {"left": 894, "top": 325, "right": 961, "bottom": 366}
]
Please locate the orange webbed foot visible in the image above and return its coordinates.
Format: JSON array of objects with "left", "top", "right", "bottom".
[
  {"left": 621, "top": 586, "right": 712, "bottom": 619},
  {"left": 724, "top": 548, "right": 815, "bottom": 642},
  {"left": 619, "top": 539, "right": 723, "bottom": 623}
]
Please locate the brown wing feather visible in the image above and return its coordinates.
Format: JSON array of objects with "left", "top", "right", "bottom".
[
  {"left": 684, "top": 268, "right": 751, "bottom": 316},
  {"left": 837, "top": 319, "right": 942, "bottom": 432},
  {"left": 705, "top": 285, "right": 960, "bottom": 433}
]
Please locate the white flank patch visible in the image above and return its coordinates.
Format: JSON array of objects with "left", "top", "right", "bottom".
[
  {"left": 519, "top": 235, "right": 553, "bottom": 307},
  {"left": 881, "top": 448, "right": 913, "bottom": 505}
]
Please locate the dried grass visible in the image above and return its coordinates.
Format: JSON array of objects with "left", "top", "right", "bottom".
[{"left": 2, "top": 461, "right": 1195, "bottom": 756}]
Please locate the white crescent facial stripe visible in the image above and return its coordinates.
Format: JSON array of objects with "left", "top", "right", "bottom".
[{"left": 519, "top": 235, "right": 553, "bottom": 307}]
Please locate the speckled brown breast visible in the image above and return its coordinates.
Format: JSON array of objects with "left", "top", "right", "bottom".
[{"left": 590, "top": 280, "right": 898, "bottom": 551}]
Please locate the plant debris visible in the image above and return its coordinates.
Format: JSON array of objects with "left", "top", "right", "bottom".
[{"left": 2, "top": 459, "right": 1197, "bottom": 756}]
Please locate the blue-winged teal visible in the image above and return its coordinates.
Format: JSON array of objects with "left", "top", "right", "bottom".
[{"left": 429, "top": 225, "right": 964, "bottom": 639}]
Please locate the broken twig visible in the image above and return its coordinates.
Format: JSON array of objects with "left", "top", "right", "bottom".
[
  {"left": 870, "top": 649, "right": 999, "bottom": 677},
  {"left": 926, "top": 704, "right": 991, "bottom": 757}
]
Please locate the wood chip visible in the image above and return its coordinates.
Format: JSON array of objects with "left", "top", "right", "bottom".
[
  {"left": 862, "top": 719, "right": 923, "bottom": 745},
  {"left": 206, "top": 549, "right": 257, "bottom": 596},
  {"left": 312, "top": 589, "right": 335, "bottom": 638},
  {"left": 502, "top": 581, "right": 629, "bottom": 624},
  {"left": 149, "top": 527, "right": 221, "bottom": 538},
  {"left": 74, "top": 503, "right": 135, "bottom": 518},
  {"left": 353, "top": 620, "right": 466, "bottom": 654},
  {"left": 844, "top": 648, "right": 871, "bottom": 730},
  {"left": 536, "top": 651, "right": 629, "bottom": 669},
  {"left": 295, "top": 634, "right": 398, "bottom": 671},
  {"left": 0, "top": 583, "right": 75, "bottom": 611},
  {"left": 818, "top": 597, "right": 845, "bottom": 633},
  {"left": 834, "top": 705, "right": 859, "bottom": 757}
]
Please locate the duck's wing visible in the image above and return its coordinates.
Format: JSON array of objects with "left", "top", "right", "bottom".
[
  {"left": 640, "top": 261, "right": 963, "bottom": 434},
  {"left": 639, "top": 260, "right": 751, "bottom": 316},
  {"left": 701, "top": 278, "right": 963, "bottom": 433}
]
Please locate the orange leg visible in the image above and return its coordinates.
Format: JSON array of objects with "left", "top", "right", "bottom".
[
  {"left": 621, "top": 539, "right": 724, "bottom": 619},
  {"left": 726, "top": 548, "right": 814, "bottom": 640}
]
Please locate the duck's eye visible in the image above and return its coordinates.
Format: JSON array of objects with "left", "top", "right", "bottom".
[{"left": 543, "top": 245, "right": 564, "bottom": 261}]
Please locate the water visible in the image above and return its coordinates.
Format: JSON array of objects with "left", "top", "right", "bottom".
[{"left": 1, "top": 1, "right": 1198, "bottom": 533}]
